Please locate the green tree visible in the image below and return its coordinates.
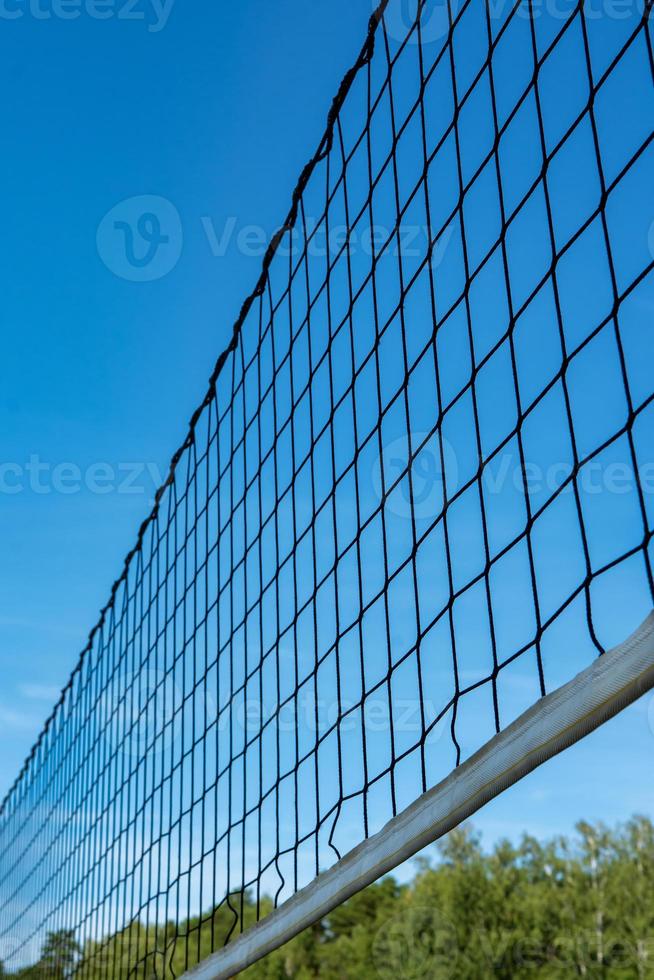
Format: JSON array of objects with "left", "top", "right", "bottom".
[
  {"left": 8, "top": 817, "right": 654, "bottom": 980},
  {"left": 41, "top": 931, "right": 80, "bottom": 980}
]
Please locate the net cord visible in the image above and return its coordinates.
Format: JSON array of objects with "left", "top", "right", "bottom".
[{"left": 179, "top": 612, "right": 654, "bottom": 980}]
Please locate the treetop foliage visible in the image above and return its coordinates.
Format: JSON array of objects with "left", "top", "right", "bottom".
[{"left": 5, "top": 816, "right": 654, "bottom": 979}]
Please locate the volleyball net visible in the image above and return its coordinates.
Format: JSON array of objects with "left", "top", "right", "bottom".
[{"left": 1, "top": 0, "right": 653, "bottom": 977}]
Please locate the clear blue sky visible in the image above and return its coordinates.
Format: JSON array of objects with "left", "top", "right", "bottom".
[
  {"left": 0, "top": 0, "right": 377, "bottom": 790},
  {"left": 0, "top": 0, "right": 652, "bottom": 863}
]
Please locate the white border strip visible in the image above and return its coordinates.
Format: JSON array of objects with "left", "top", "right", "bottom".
[{"left": 182, "top": 613, "right": 654, "bottom": 980}]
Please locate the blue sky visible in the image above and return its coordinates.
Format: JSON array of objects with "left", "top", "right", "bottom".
[
  {"left": 0, "top": 0, "right": 377, "bottom": 791},
  {"left": 0, "top": 0, "right": 653, "bottom": 925}
]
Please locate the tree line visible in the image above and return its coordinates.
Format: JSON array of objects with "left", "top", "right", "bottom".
[{"left": 4, "top": 816, "right": 653, "bottom": 978}]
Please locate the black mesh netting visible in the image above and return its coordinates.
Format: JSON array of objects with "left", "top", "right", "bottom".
[{"left": 1, "top": 0, "right": 653, "bottom": 976}]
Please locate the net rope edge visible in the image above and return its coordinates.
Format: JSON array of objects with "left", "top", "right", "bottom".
[
  {"left": 177, "top": 611, "right": 654, "bottom": 980},
  {"left": 0, "top": 0, "right": 393, "bottom": 821}
]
